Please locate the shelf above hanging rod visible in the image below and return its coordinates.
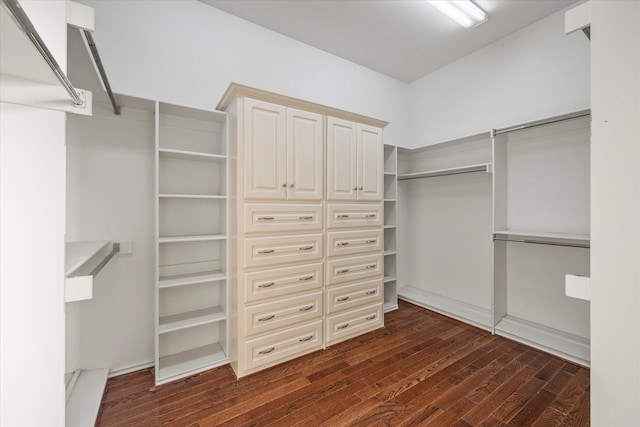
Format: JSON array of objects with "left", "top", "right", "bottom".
[
  {"left": 492, "top": 109, "right": 591, "bottom": 136},
  {"left": 493, "top": 237, "right": 590, "bottom": 249},
  {"left": 397, "top": 163, "right": 491, "bottom": 181}
]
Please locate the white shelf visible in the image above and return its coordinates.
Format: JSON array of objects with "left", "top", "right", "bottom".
[
  {"left": 383, "top": 251, "right": 396, "bottom": 257},
  {"left": 398, "top": 163, "right": 491, "bottom": 181},
  {"left": 159, "top": 306, "right": 226, "bottom": 334},
  {"left": 157, "top": 343, "right": 227, "bottom": 384},
  {"left": 65, "top": 368, "right": 109, "bottom": 427},
  {"left": 159, "top": 194, "right": 226, "bottom": 199},
  {"left": 384, "top": 171, "right": 396, "bottom": 176},
  {"left": 495, "top": 315, "right": 590, "bottom": 366},
  {"left": 383, "top": 225, "right": 396, "bottom": 229},
  {"left": 384, "top": 199, "right": 397, "bottom": 202},
  {"left": 159, "top": 270, "right": 226, "bottom": 289},
  {"left": 494, "top": 229, "right": 590, "bottom": 242},
  {"left": 383, "top": 301, "right": 399, "bottom": 312},
  {"left": 65, "top": 240, "right": 110, "bottom": 277},
  {"left": 158, "top": 148, "right": 226, "bottom": 162},
  {"left": 158, "top": 234, "right": 226, "bottom": 243},
  {"left": 383, "top": 276, "right": 396, "bottom": 283},
  {"left": 398, "top": 286, "right": 492, "bottom": 331}
]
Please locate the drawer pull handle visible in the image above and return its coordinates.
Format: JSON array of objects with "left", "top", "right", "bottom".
[
  {"left": 365, "top": 264, "right": 376, "bottom": 270},
  {"left": 258, "top": 282, "right": 275, "bottom": 288},
  {"left": 299, "top": 275, "right": 314, "bottom": 281},
  {"left": 365, "top": 290, "right": 376, "bottom": 295},
  {"left": 258, "top": 315, "right": 275, "bottom": 322},
  {"left": 299, "top": 305, "right": 314, "bottom": 312},
  {"left": 337, "top": 323, "right": 349, "bottom": 330},
  {"left": 337, "top": 268, "right": 350, "bottom": 274},
  {"left": 337, "top": 242, "right": 349, "bottom": 246},
  {"left": 365, "top": 315, "right": 377, "bottom": 321},
  {"left": 258, "top": 347, "right": 276, "bottom": 355},
  {"left": 365, "top": 239, "right": 377, "bottom": 244},
  {"left": 337, "top": 296, "right": 349, "bottom": 302},
  {"left": 258, "top": 216, "right": 275, "bottom": 220},
  {"left": 258, "top": 249, "right": 275, "bottom": 254},
  {"left": 365, "top": 214, "right": 376, "bottom": 218},
  {"left": 299, "top": 216, "right": 313, "bottom": 220},
  {"left": 299, "top": 246, "right": 314, "bottom": 251},
  {"left": 337, "top": 214, "right": 350, "bottom": 218},
  {"left": 299, "top": 335, "right": 313, "bottom": 342}
]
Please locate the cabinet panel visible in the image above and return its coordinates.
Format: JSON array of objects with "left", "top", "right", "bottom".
[
  {"left": 327, "top": 203, "right": 382, "bottom": 229},
  {"left": 326, "top": 229, "right": 383, "bottom": 258},
  {"left": 244, "top": 291, "right": 323, "bottom": 337},
  {"left": 326, "top": 278, "right": 382, "bottom": 314},
  {"left": 243, "top": 98, "right": 287, "bottom": 200},
  {"left": 326, "top": 117, "right": 357, "bottom": 200},
  {"left": 243, "top": 320, "right": 323, "bottom": 372},
  {"left": 244, "top": 233, "right": 323, "bottom": 268},
  {"left": 358, "top": 124, "right": 383, "bottom": 201},
  {"left": 243, "top": 203, "right": 322, "bottom": 234},
  {"left": 326, "top": 303, "right": 383, "bottom": 345},
  {"left": 287, "top": 108, "right": 323, "bottom": 200},
  {"left": 244, "top": 262, "right": 323, "bottom": 303},
  {"left": 326, "top": 253, "right": 383, "bottom": 286}
]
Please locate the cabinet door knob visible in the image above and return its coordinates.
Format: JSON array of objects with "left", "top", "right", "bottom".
[
  {"left": 282, "top": 183, "right": 287, "bottom": 188},
  {"left": 289, "top": 183, "right": 294, "bottom": 188},
  {"left": 359, "top": 187, "right": 363, "bottom": 190},
  {"left": 353, "top": 187, "right": 358, "bottom": 191}
]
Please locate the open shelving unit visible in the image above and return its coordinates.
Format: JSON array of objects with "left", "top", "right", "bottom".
[
  {"left": 492, "top": 110, "right": 591, "bottom": 366},
  {"left": 383, "top": 143, "right": 398, "bottom": 312},
  {"left": 396, "top": 132, "right": 494, "bottom": 330},
  {"left": 155, "top": 102, "right": 229, "bottom": 385}
]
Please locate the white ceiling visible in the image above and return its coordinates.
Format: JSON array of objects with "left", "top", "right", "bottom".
[{"left": 200, "top": 0, "right": 579, "bottom": 83}]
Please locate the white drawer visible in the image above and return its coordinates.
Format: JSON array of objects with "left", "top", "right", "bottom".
[
  {"left": 244, "top": 262, "right": 323, "bottom": 303},
  {"left": 327, "top": 203, "right": 382, "bottom": 229},
  {"left": 244, "top": 233, "right": 323, "bottom": 268},
  {"left": 327, "top": 229, "right": 383, "bottom": 258},
  {"left": 244, "top": 204, "right": 323, "bottom": 234},
  {"left": 326, "top": 278, "right": 382, "bottom": 314},
  {"left": 326, "top": 253, "right": 382, "bottom": 286},
  {"left": 243, "top": 319, "right": 323, "bottom": 372},
  {"left": 244, "top": 291, "right": 323, "bottom": 337},
  {"left": 326, "top": 303, "right": 383, "bottom": 345}
]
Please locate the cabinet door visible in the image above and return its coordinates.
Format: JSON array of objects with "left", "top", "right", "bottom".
[
  {"left": 244, "top": 98, "right": 287, "bottom": 200},
  {"left": 326, "top": 117, "right": 357, "bottom": 200},
  {"left": 357, "top": 124, "right": 383, "bottom": 201},
  {"left": 287, "top": 108, "right": 323, "bottom": 200}
]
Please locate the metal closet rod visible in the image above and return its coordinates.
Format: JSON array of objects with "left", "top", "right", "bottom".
[
  {"left": 82, "top": 29, "right": 120, "bottom": 115},
  {"left": 2, "top": 0, "right": 84, "bottom": 107},
  {"left": 493, "top": 237, "right": 590, "bottom": 249},
  {"left": 492, "top": 110, "right": 591, "bottom": 136},
  {"left": 89, "top": 243, "right": 120, "bottom": 277}
]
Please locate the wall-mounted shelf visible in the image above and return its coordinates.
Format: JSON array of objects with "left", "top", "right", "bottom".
[
  {"left": 159, "top": 270, "right": 226, "bottom": 289},
  {"left": 158, "top": 148, "right": 226, "bottom": 162},
  {"left": 158, "top": 306, "right": 226, "bottom": 334},
  {"left": 494, "top": 229, "right": 590, "bottom": 246},
  {"left": 383, "top": 143, "right": 398, "bottom": 313},
  {"left": 65, "top": 240, "right": 119, "bottom": 302},
  {"left": 397, "top": 163, "right": 491, "bottom": 181},
  {"left": 158, "top": 234, "right": 226, "bottom": 243}
]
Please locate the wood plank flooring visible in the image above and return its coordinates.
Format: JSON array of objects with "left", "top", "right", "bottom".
[{"left": 96, "top": 301, "right": 590, "bottom": 426}]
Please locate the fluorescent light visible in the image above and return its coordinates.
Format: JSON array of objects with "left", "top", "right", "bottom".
[{"left": 427, "top": 0, "right": 488, "bottom": 29}]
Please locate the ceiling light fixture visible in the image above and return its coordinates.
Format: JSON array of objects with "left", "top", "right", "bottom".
[{"left": 427, "top": 0, "right": 488, "bottom": 29}]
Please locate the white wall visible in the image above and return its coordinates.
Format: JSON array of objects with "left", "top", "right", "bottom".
[
  {"left": 408, "top": 8, "right": 590, "bottom": 147},
  {"left": 82, "top": 0, "right": 408, "bottom": 146},
  {"left": 590, "top": 1, "right": 640, "bottom": 425}
]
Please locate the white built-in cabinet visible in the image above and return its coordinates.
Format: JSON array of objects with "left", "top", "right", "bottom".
[
  {"left": 218, "top": 83, "right": 386, "bottom": 378},
  {"left": 327, "top": 117, "right": 384, "bottom": 201},
  {"left": 396, "top": 110, "right": 591, "bottom": 366},
  {"left": 243, "top": 98, "right": 323, "bottom": 201},
  {"left": 155, "top": 102, "right": 229, "bottom": 385}
]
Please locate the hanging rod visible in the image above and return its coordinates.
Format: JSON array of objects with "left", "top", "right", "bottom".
[
  {"left": 89, "top": 243, "right": 120, "bottom": 277},
  {"left": 82, "top": 29, "right": 120, "bottom": 115},
  {"left": 492, "top": 109, "right": 591, "bottom": 136},
  {"left": 2, "top": 0, "right": 84, "bottom": 107},
  {"left": 493, "top": 237, "right": 590, "bottom": 249}
]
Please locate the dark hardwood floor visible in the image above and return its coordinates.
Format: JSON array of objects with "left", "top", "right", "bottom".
[{"left": 96, "top": 301, "right": 590, "bottom": 426}]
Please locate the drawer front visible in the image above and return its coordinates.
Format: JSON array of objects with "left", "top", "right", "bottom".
[
  {"left": 326, "top": 278, "right": 382, "bottom": 314},
  {"left": 327, "top": 229, "right": 383, "bottom": 258},
  {"left": 327, "top": 203, "right": 382, "bottom": 229},
  {"left": 244, "top": 233, "right": 323, "bottom": 268},
  {"left": 244, "top": 262, "right": 323, "bottom": 303},
  {"left": 326, "top": 253, "right": 382, "bottom": 286},
  {"left": 244, "top": 204, "right": 323, "bottom": 234},
  {"left": 326, "top": 303, "right": 383, "bottom": 345},
  {"left": 244, "top": 291, "right": 323, "bottom": 337},
  {"left": 244, "top": 320, "right": 323, "bottom": 372}
]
